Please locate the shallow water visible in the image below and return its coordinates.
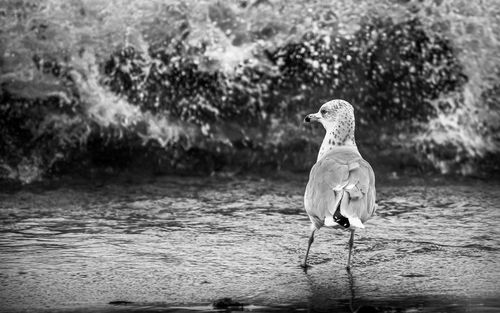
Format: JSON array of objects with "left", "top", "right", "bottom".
[{"left": 0, "top": 175, "right": 499, "bottom": 312}]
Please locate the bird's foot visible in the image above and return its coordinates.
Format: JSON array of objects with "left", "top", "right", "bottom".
[
  {"left": 346, "top": 265, "right": 351, "bottom": 272},
  {"left": 300, "top": 262, "right": 311, "bottom": 271}
]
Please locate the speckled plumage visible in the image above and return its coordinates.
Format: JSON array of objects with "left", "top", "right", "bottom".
[{"left": 301, "top": 99, "right": 377, "bottom": 269}]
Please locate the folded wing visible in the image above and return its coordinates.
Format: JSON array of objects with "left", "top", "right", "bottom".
[{"left": 304, "top": 149, "right": 376, "bottom": 230}]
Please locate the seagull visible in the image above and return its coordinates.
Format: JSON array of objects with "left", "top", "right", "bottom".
[{"left": 301, "top": 99, "right": 377, "bottom": 270}]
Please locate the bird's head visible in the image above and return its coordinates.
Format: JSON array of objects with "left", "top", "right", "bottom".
[
  {"left": 304, "top": 99, "right": 355, "bottom": 131},
  {"left": 304, "top": 99, "right": 356, "bottom": 147}
]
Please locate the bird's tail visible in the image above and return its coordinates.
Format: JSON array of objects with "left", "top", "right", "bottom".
[{"left": 348, "top": 217, "right": 365, "bottom": 229}]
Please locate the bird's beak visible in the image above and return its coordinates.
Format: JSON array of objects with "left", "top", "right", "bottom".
[{"left": 304, "top": 113, "right": 321, "bottom": 123}]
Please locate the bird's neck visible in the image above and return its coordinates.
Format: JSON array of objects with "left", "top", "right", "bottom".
[{"left": 317, "top": 127, "right": 356, "bottom": 161}]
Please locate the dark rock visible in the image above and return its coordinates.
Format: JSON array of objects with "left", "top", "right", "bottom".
[
  {"left": 109, "top": 300, "right": 134, "bottom": 305},
  {"left": 212, "top": 297, "right": 246, "bottom": 309}
]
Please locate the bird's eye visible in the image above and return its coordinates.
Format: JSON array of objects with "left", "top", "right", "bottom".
[{"left": 320, "top": 109, "right": 327, "bottom": 115}]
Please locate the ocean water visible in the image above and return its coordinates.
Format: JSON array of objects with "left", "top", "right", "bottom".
[{"left": 0, "top": 175, "right": 499, "bottom": 312}]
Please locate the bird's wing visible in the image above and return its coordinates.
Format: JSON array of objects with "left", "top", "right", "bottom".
[
  {"left": 337, "top": 159, "right": 376, "bottom": 228},
  {"left": 307, "top": 153, "right": 376, "bottom": 229}
]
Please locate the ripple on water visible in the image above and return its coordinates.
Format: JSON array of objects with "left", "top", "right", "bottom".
[{"left": 0, "top": 176, "right": 499, "bottom": 312}]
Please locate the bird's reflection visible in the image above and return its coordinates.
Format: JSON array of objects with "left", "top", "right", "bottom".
[
  {"left": 347, "top": 269, "right": 359, "bottom": 313},
  {"left": 302, "top": 266, "right": 373, "bottom": 313}
]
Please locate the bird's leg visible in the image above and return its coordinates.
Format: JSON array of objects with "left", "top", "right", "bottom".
[
  {"left": 346, "top": 230, "right": 355, "bottom": 271},
  {"left": 301, "top": 228, "right": 315, "bottom": 268},
  {"left": 347, "top": 268, "right": 356, "bottom": 312}
]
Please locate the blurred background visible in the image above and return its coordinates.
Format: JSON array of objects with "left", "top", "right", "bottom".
[{"left": 1, "top": 0, "right": 499, "bottom": 183}]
